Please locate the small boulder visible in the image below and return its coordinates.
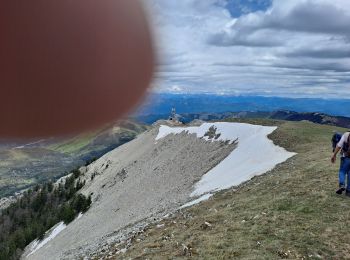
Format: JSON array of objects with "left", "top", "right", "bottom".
[{"left": 200, "top": 221, "right": 212, "bottom": 230}]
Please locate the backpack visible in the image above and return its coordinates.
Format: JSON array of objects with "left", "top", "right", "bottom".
[
  {"left": 332, "top": 132, "right": 342, "bottom": 152},
  {"left": 343, "top": 133, "right": 350, "bottom": 155}
]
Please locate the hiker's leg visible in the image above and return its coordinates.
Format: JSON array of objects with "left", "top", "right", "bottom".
[
  {"left": 346, "top": 159, "right": 350, "bottom": 192},
  {"left": 345, "top": 164, "right": 350, "bottom": 196},
  {"left": 340, "top": 158, "right": 350, "bottom": 192},
  {"left": 339, "top": 157, "right": 346, "bottom": 188}
]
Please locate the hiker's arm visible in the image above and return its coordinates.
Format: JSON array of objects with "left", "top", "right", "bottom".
[
  {"left": 332, "top": 133, "right": 347, "bottom": 163},
  {"left": 331, "top": 146, "right": 341, "bottom": 163}
]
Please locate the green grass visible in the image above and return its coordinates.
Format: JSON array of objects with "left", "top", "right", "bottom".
[
  {"left": 49, "top": 124, "right": 145, "bottom": 155},
  {"left": 97, "top": 119, "right": 350, "bottom": 259},
  {"left": 49, "top": 133, "right": 97, "bottom": 154}
]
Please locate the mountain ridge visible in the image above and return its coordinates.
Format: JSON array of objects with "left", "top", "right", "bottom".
[
  {"left": 135, "top": 94, "right": 350, "bottom": 117},
  {"left": 94, "top": 119, "right": 349, "bottom": 259},
  {"left": 23, "top": 120, "right": 294, "bottom": 259},
  {"left": 135, "top": 110, "right": 350, "bottom": 129}
]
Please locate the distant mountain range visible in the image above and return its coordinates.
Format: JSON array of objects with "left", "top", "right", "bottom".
[
  {"left": 0, "top": 120, "right": 148, "bottom": 197},
  {"left": 2, "top": 93, "right": 349, "bottom": 197},
  {"left": 135, "top": 93, "right": 350, "bottom": 117},
  {"left": 135, "top": 110, "right": 350, "bottom": 130},
  {"left": 133, "top": 93, "right": 350, "bottom": 128}
]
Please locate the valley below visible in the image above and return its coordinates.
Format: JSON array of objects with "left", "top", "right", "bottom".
[{"left": 0, "top": 120, "right": 148, "bottom": 198}]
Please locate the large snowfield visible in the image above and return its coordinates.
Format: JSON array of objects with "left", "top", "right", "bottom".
[{"left": 157, "top": 122, "right": 296, "bottom": 197}]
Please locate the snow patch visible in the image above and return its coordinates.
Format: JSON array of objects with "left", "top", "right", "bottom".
[
  {"left": 76, "top": 212, "right": 83, "bottom": 220},
  {"left": 15, "top": 139, "right": 46, "bottom": 149},
  {"left": 180, "top": 193, "right": 213, "bottom": 209},
  {"left": 28, "top": 222, "right": 67, "bottom": 256},
  {"left": 27, "top": 213, "right": 83, "bottom": 257},
  {"left": 156, "top": 122, "right": 296, "bottom": 197}
]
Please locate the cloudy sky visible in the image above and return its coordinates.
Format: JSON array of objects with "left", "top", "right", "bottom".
[{"left": 144, "top": 0, "right": 350, "bottom": 98}]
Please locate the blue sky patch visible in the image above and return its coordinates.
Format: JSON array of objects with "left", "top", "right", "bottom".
[{"left": 225, "top": 0, "right": 272, "bottom": 17}]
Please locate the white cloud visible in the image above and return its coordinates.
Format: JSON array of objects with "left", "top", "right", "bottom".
[{"left": 144, "top": 0, "right": 350, "bottom": 98}]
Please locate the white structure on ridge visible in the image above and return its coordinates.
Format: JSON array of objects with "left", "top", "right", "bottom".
[{"left": 169, "top": 107, "right": 179, "bottom": 122}]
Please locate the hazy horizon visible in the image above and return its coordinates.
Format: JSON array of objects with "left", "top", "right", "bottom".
[{"left": 135, "top": 93, "right": 350, "bottom": 117}]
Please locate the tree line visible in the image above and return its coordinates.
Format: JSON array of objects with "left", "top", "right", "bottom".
[{"left": 0, "top": 168, "right": 91, "bottom": 260}]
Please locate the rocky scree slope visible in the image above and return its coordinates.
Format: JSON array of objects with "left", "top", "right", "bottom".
[{"left": 24, "top": 122, "right": 235, "bottom": 259}]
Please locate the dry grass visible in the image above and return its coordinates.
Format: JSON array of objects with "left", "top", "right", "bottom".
[{"left": 100, "top": 119, "right": 350, "bottom": 259}]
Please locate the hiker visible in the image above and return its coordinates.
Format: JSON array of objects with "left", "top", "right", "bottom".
[
  {"left": 331, "top": 131, "right": 350, "bottom": 195},
  {"left": 332, "top": 132, "right": 343, "bottom": 152}
]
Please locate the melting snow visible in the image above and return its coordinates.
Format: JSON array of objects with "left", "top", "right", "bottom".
[
  {"left": 27, "top": 213, "right": 83, "bottom": 256},
  {"left": 28, "top": 222, "right": 67, "bottom": 256},
  {"left": 179, "top": 193, "right": 213, "bottom": 209},
  {"left": 156, "top": 122, "right": 296, "bottom": 198}
]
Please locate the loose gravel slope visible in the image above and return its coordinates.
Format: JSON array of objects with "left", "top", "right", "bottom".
[{"left": 23, "top": 121, "right": 293, "bottom": 259}]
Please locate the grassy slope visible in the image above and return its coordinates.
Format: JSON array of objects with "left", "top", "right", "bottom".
[
  {"left": 49, "top": 121, "right": 146, "bottom": 155},
  {"left": 102, "top": 119, "right": 350, "bottom": 259},
  {"left": 49, "top": 132, "right": 99, "bottom": 154}
]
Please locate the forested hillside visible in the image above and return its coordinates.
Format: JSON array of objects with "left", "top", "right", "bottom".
[{"left": 0, "top": 168, "right": 90, "bottom": 260}]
